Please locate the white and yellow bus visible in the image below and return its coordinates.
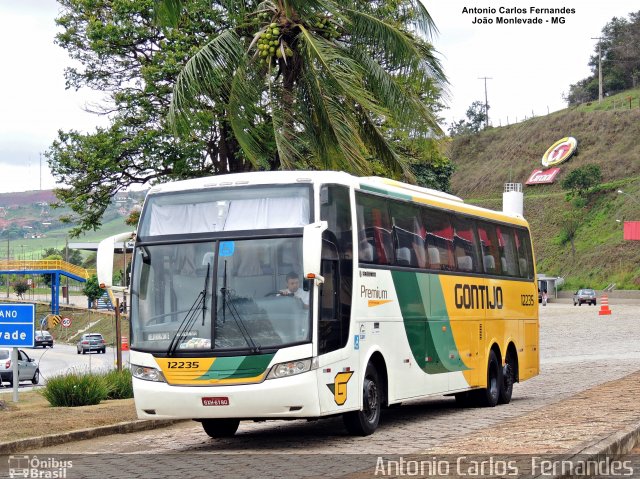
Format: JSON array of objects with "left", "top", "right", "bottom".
[{"left": 98, "top": 171, "right": 539, "bottom": 437}]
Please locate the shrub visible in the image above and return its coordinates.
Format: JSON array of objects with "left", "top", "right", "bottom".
[
  {"left": 102, "top": 369, "right": 134, "bottom": 400},
  {"left": 42, "top": 372, "right": 110, "bottom": 407}
]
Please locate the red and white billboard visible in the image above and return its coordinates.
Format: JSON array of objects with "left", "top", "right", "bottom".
[
  {"left": 525, "top": 167, "right": 561, "bottom": 185},
  {"left": 623, "top": 221, "right": 640, "bottom": 241}
]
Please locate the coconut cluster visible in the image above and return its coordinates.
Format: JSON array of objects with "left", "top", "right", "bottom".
[
  {"left": 256, "top": 22, "right": 293, "bottom": 65},
  {"left": 313, "top": 17, "right": 340, "bottom": 40}
]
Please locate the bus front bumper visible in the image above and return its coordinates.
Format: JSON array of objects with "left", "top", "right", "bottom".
[{"left": 133, "top": 372, "right": 321, "bottom": 420}]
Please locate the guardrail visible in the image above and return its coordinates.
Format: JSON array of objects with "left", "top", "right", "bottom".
[{"left": 0, "top": 260, "right": 91, "bottom": 279}]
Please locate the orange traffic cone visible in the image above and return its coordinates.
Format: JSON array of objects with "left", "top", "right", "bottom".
[
  {"left": 599, "top": 295, "right": 612, "bottom": 315},
  {"left": 121, "top": 336, "right": 130, "bottom": 351}
]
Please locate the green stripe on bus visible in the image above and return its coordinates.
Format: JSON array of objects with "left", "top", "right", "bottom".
[
  {"left": 391, "top": 271, "right": 467, "bottom": 374},
  {"left": 197, "top": 353, "right": 275, "bottom": 380},
  {"left": 359, "top": 184, "right": 412, "bottom": 201}
]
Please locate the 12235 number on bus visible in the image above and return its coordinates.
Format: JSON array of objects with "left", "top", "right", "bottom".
[{"left": 166, "top": 361, "right": 200, "bottom": 369}]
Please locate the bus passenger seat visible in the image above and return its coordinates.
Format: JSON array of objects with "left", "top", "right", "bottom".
[
  {"left": 483, "top": 255, "right": 495, "bottom": 272},
  {"left": 457, "top": 255, "right": 473, "bottom": 271},
  {"left": 359, "top": 241, "right": 375, "bottom": 262},
  {"left": 396, "top": 247, "right": 412, "bottom": 266},
  {"left": 427, "top": 246, "right": 440, "bottom": 267}
]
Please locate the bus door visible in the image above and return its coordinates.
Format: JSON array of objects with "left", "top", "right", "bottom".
[{"left": 316, "top": 185, "right": 358, "bottom": 415}]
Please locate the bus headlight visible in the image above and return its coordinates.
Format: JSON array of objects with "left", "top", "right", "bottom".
[
  {"left": 267, "top": 357, "right": 318, "bottom": 379},
  {"left": 131, "top": 364, "right": 166, "bottom": 383}
]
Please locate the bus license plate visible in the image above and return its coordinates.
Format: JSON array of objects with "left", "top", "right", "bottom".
[{"left": 202, "top": 397, "right": 229, "bottom": 406}]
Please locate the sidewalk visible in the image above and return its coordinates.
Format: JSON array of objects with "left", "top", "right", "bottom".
[{"left": 343, "top": 370, "right": 640, "bottom": 479}]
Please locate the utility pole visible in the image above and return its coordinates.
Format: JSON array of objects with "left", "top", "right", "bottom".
[
  {"left": 478, "top": 77, "right": 492, "bottom": 128},
  {"left": 591, "top": 37, "right": 603, "bottom": 102}
]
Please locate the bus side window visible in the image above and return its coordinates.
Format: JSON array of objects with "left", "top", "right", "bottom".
[
  {"left": 422, "top": 208, "right": 455, "bottom": 271},
  {"left": 477, "top": 221, "right": 501, "bottom": 274},
  {"left": 515, "top": 228, "right": 534, "bottom": 279},
  {"left": 389, "top": 201, "right": 423, "bottom": 268},
  {"left": 355, "top": 192, "right": 393, "bottom": 265},
  {"left": 451, "top": 216, "right": 481, "bottom": 273},
  {"left": 496, "top": 226, "right": 519, "bottom": 277}
]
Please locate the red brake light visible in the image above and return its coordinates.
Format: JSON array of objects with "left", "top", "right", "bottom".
[
  {"left": 5, "top": 360, "right": 10, "bottom": 368},
  {"left": 101, "top": 340, "right": 105, "bottom": 344},
  {"left": 82, "top": 341, "right": 89, "bottom": 345}
]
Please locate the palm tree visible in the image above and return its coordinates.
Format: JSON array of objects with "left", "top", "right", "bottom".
[{"left": 159, "top": 0, "right": 446, "bottom": 180}]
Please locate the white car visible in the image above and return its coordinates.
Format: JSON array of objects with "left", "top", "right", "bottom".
[{"left": 0, "top": 348, "right": 40, "bottom": 387}]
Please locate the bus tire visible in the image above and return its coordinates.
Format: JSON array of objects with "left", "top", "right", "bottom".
[
  {"left": 343, "top": 363, "right": 381, "bottom": 436},
  {"left": 498, "top": 350, "right": 516, "bottom": 405},
  {"left": 475, "top": 350, "right": 501, "bottom": 407},
  {"left": 201, "top": 419, "right": 240, "bottom": 438}
]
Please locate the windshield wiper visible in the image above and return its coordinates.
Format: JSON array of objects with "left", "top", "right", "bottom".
[
  {"left": 219, "top": 260, "right": 260, "bottom": 353},
  {"left": 167, "top": 263, "right": 210, "bottom": 356}
]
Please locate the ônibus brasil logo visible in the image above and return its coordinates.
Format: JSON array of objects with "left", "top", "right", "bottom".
[{"left": 541, "top": 137, "right": 578, "bottom": 167}]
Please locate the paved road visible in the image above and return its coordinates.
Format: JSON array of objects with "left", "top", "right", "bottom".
[
  {"left": 0, "top": 344, "right": 128, "bottom": 393},
  {"left": 26, "top": 302, "right": 640, "bottom": 452}
]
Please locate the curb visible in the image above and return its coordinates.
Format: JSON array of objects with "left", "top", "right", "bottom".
[
  {"left": 532, "top": 420, "right": 640, "bottom": 479},
  {"left": 0, "top": 419, "right": 185, "bottom": 454}
]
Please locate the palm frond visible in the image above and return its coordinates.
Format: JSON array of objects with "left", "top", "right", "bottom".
[
  {"left": 169, "top": 29, "right": 244, "bottom": 133},
  {"left": 350, "top": 48, "right": 440, "bottom": 133},
  {"left": 297, "top": 48, "right": 369, "bottom": 173},
  {"left": 297, "top": 26, "right": 387, "bottom": 118},
  {"left": 153, "top": 0, "right": 183, "bottom": 27},
  {"left": 267, "top": 80, "right": 306, "bottom": 169},
  {"left": 227, "top": 61, "right": 272, "bottom": 168},
  {"left": 404, "top": 0, "right": 439, "bottom": 38},
  {"left": 355, "top": 109, "right": 414, "bottom": 181},
  {"left": 343, "top": 8, "right": 435, "bottom": 71}
]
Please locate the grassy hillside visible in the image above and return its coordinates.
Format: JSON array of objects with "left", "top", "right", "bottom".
[{"left": 448, "top": 105, "right": 640, "bottom": 289}]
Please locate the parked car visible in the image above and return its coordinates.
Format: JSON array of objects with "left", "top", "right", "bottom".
[
  {"left": 77, "top": 333, "right": 106, "bottom": 354},
  {"left": 573, "top": 288, "right": 597, "bottom": 306},
  {"left": 34, "top": 330, "right": 54, "bottom": 348},
  {"left": 0, "top": 348, "right": 39, "bottom": 386}
]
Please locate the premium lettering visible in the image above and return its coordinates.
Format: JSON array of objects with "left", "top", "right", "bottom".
[
  {"left": 454, "top": 284, "right": 503, "bottom": 310},
  {"left": 361, "top": 285, "right": 388, "bottom": 300}
]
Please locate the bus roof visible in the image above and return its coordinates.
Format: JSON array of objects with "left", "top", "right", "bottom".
[{"left": 146, "top": 170, "right": 529, "bottom": 228}]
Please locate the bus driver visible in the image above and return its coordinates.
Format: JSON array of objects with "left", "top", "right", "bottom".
[{"left": 278, "top": 271, "right": 309, "bottom": 307}]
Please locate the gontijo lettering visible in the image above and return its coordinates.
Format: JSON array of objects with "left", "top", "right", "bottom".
[{"left": 454, "top": 284, "right": 503, "bottom": 310}]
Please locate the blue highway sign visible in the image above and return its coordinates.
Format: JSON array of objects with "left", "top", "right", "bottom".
[{"left": 0, "top": 304, "right": 35, "bottom": 347}]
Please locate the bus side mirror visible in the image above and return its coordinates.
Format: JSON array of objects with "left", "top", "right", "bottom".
[
  {"left": 97, "top": 231, "right": 135, "bottom": 290},
  {"left": 303, "top": 221, "right": 328, "bottom": 284}
]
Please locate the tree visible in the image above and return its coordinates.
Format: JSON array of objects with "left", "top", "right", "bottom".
[
  {"left": 561, "top": 164, "right": 602, "bottom": 203},
  {"left": 13, "top": 279, "right": 30, "bottom": 299},
  {"left": 82, "top": 274, "right": 104, "bottom": 309},
  {"left": 557, "top": 211, "right": 580, "bottom": 258},
  {"left": 448, "top": 101, "right": 487, "bottom": 136},
  {"left": 166, "top": 0, "right": 445, "bottom": 178},
  {"left": 47, "top": 0, "right": 448, "bottom": 235},
  {"left": 565, "top": 11, "right": 640, "bottom": 104},
  {"left": 48, "top": 0, "right": 236, "bottom": 236}
]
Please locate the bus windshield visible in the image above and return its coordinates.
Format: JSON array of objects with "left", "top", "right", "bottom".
[
  {"left": 137, "top": 185, "right": 311, "bottom": 237},
  {"left": 130, "top": 238, "right": 311, "bottom": 352}
]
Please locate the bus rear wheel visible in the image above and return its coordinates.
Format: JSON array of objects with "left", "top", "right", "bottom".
[
  {"left": 343, "top": 363, "right": 381, "bottom": 436},
  {"left": 201, "top": 419, "right": 240, "bottom": 438},
  {"left": 499, "top": 350, "right": 516, "bottom": 404},
  {"left": 475, "top": 350, "right": 501, "bottom": 407}
]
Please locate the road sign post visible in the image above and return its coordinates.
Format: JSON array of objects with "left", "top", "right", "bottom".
[{"left": 0, "top": 303, "right": 35, "bottom": 403}]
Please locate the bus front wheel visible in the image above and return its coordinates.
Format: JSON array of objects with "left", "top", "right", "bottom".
[
  {"left": 343, "top": 363, "right": 381, "bottom": 436},
  {"left": 201, "top": 419, "right": 240, "bottom": 438}
]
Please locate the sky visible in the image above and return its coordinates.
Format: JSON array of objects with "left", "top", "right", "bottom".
[{"left": 0, "top": 0, "right": 637, "bottom": 193}]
